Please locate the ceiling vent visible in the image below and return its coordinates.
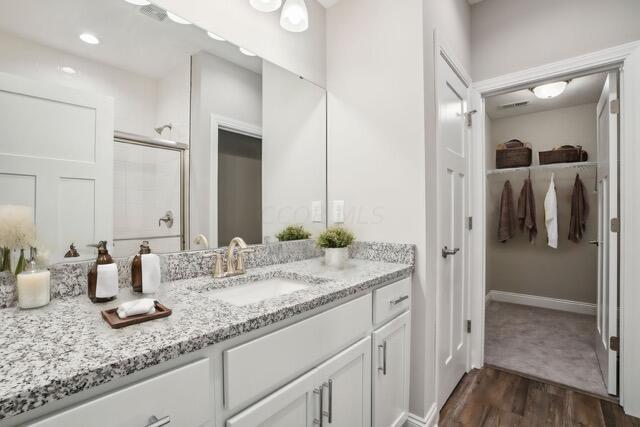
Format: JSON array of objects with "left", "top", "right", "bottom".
[
  {"left": 497, "top": 100, "right": 530, "bottom": 110},
  {"left": 139, "top": 4, "right": 167, "bottom": 21}
]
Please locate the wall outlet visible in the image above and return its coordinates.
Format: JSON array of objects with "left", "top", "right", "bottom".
[
  {"left": 332, "top": 200, "right": 345, "bottom": 223},
  {"left": 312, "top": 201, "right": 323, "bottom": 222}
]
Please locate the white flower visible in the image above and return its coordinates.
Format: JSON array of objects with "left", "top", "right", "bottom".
[{"left": 0, "top": 205, "right": 37, "bottom": 250}]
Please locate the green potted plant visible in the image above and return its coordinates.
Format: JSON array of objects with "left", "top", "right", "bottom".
[
  {"left": 317, "top": 227, "right": 355, "bottom": 268},
  {"left": 276, "top": 225, "right": 312, "bottom": 241}
]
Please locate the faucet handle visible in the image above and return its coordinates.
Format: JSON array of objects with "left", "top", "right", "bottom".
[
  {"left": 204, "top": 252, "right": 224, "bottom": 278},
  {"left": 236, "top": 249, "right": 254, "bottom": 274}
]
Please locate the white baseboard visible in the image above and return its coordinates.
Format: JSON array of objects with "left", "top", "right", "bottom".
[
  {"left": 486, "top": 290, "right": 596, "bottom": 315},
  {"left": 407, "top": 403, "right": 438, "bottom": 427}
]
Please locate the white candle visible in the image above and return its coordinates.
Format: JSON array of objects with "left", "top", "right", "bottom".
[{"left": 17, "top": 270, "right": 50, "bottom": 309}]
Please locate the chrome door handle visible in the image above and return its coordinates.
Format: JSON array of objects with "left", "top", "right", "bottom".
[
  {"left": 441, "top": 246, "right": 460, "bottom": 258},
  {"left": 378, "top": 341, "right": 387, "bottom": 375},
  {"left": 589, "top": 240, "right": 599, "bottom": 246},
  {"left": 323, "top": 379, "right": 333, "bottom": 423},
  {"left": 313, "top": 386, "right": 324, "bottom": 426},
  {"left": 390, "top": 295, "right": 409, "bottom": 305},
  {"left": 145, "top": 415, "right": 170, "bottom": 427}
]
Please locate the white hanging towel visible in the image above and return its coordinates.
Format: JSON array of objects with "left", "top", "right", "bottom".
[
  {"left": 141, "top": 253, "right": 161, "bottom": 294},
  {"left": 544, "top": 173, "right": 558, "bottom": 249}
]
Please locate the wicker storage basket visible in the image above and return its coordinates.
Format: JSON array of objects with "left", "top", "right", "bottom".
[
  {"left": 538, "top": 145, "right": 588, "bottom": 165},
  {"left": 496, "top": 144, "right": 532, "bottom": 169}
]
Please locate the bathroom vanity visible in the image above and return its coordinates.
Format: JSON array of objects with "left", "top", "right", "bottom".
[{"left": 0, "top": 242, "right": 414, "bottom": 427}]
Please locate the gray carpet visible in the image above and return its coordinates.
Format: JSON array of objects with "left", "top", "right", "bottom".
[{"left": 484, "top": 301, "right": 608, "bottom": 397}]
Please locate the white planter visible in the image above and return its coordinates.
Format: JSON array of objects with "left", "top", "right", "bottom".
[{"left": 324, "top": 247, "right": 349, "bottom": 269}]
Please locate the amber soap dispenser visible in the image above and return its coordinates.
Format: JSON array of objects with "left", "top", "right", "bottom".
[
  {"left": 87, "top": 241, "right": 118, "bottom": 303},
  {"left": 131, "top": 241, "right": 150, "bottom": 293}
]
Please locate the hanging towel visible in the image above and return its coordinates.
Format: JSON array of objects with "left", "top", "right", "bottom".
[
  {"left": 544, "top": 173, "right": 558, "bottom": 249},
  {"left": 498, "top": 180, "right": 516, "bottom": 243},
  {"left": 141, "top": 253, "right": 161, "bottom": 294},
  {"left": 517, "top": 176, "right": 537, "bottom": 243},
  {"left": 568, "top": 174, "right": 589, "bottom": 243}
]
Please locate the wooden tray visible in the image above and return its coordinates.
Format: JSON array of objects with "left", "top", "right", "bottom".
[{"left": 101, "top": 301, "right": 172, "bottom": 329}]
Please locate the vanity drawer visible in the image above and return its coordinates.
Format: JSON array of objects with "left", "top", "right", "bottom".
[
  {"left": 30, "top": 359, "right": 213, "bottom": 427},
  {"left": 373, "top": 277, "right": 411, "bottom": 325},
  {"left": 223, "top": 294, "right": 372, "bottom": 410}
]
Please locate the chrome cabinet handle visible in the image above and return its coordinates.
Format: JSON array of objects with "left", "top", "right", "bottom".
[
  {"left": 390, "top": 295, "right": 409, "bottom": 305},
  {"left": 313, "top": 386, "right": 324, "bottom": 426},
  {"left": 145, "top": 415, "right": 170, "bottom": 427},
  {"left": 323, "top": 380, "right": 333, "bottom": 423},
  {"left": 441, "top": 246, "right": 460, "bottom": 258},
  {"left": 378, "top": 341, "right": 387, "bottom": 375}
]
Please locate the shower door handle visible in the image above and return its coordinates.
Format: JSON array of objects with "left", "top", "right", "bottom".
[{"left": 442, "top": 246, "right": 460, "bottom": 258}]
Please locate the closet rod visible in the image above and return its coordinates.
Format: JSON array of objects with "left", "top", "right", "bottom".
[{"left": 486, "top": 161, "right": 597, "bottom": 176}]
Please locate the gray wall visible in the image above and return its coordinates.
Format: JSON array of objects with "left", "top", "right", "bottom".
[
  {"left": 471, "top": 0, "right": 640, "bottom": 80},
  {"left": 486, "top": 103, "right": 598, "bottom": 303}
]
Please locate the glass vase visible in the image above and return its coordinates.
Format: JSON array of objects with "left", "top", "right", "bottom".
[
  {"left": 1, "top": 248, "right": 11, "bottom": 273},
  {"left": 14, "top": 249, "right": 27, "bottom": 276}
]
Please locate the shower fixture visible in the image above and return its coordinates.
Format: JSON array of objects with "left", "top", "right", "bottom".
[{"left": 154, "top": 123, "right": 173, "bottom": 136}]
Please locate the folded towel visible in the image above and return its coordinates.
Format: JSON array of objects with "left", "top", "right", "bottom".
[
  {"left": 96, "top": 263, "right": 118, "bottom": 298},
  {"left": 498, "top": 180, "right": 516, "bottom": 243},
  {"left": 117, "top": 298, "right": 156, "bottom": 319},
  {"left": 141, "top": 253, "right": 161, "bottom": 294},
  {"left": 569, "top": 174, "right": 589, "bottom": 243},
  {"left": 517, "top": 177, "right": 537, "bottom": 243}
]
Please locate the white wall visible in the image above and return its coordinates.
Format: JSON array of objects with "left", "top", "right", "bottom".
[
  {"left": 471, "top": 0, "right": 640, "bottom": 81},
  {"left": 326, "top": 0, "right": 471, "bottom": 420},
  {"left": 156, "top": 62, "right": 191, "bottom": 144},
  {"left": 190, "top": 51, "right": 262, "bottom": 246},
  {"left": 153, "top": 0, "right": 326, "bottom": 86},
  {"left": 262, "top": 62, "right": 326, "bottom": 240}
]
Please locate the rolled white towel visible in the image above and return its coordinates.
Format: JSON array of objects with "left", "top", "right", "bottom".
[{"left": 117, "top": 298, "right": 156, "bottom": 319}]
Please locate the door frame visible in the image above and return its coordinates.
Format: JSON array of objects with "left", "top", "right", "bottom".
[
  {"left": 468, "top": 40, "right": 640, "bottom": 413},
  {"left": 209, "top": 114, "right": 262, "bottom": 248},
  {"left": 433, "top": 30, "right": 473, "bottom": 409}
]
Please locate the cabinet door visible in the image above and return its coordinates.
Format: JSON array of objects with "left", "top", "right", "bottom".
[
  {"left": 226, "top": 367, "right": 320, "bottom": 427},
  {"left": 316, "top": 337, "right": 372, "bottom": 427},
  {"left": 372, "top": 311, "right": 411, "bottom": 427}
]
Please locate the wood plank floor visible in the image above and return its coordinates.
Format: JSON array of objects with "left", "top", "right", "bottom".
[{"left": 439, "top": 367, "right": 640, "bottom": 426}]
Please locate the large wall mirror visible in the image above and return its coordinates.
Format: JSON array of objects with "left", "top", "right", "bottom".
[{"left": 0, "top": 0, "right": 327, "bottom": 263}]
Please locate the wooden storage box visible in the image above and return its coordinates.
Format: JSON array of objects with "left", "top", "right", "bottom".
[
  {"left": 539, "top": 146, "right": 588, "bottom": 165},
  {"left": 496, "top": 146, "right": 532, "bottom": 169}
]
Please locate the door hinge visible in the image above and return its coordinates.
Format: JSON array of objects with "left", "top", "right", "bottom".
[
  {"left": 467, "top": 216, "right": 473, "bottom": 230},
  {"left": 465, "top": 110, "right": 478, "bottom": 127},
  {"left": 611, "top": 99, "right": 620, "bottom": 115},
  {"left": 466, "top": 320, "right": 472, "bottom": 333},
  {"left": 610, "top": 336, "right": 620, "bottom": 352},
  {"left": 611, "top": 217, "right": 620, "bottom": 233}
]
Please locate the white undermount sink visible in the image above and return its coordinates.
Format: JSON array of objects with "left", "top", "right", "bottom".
[{"left": 210, "top": 278, "right": 309, "bottom": 306}]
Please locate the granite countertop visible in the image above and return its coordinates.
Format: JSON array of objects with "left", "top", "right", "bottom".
[{"left": 0, "top": 257, "right": 412, "bottom": 421}]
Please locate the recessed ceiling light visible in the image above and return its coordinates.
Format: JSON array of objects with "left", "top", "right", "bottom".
[
  {"left": 79, "top": 33, "right": 100, "bottom": 45},
  {"left": 239, "top": 47, "right": 256, "bottom": 57},
  {"left": 207, "top": 31, "right": 225, "bottom": 41},
  {"left": 531, "top": 81, "right": 569, "bottom": 99},
  {"left": 124, "top": 0, "right": 150, "bottom": 5},
  {"left": 249, "top": 0, "right": 282, "bottom": 12},
  {"left": 280, "top": 0, "right": 309, "bottom": 32},
  {"left": 60, "top": 66, "right": 77, "bottom": 74},
  {"left": 166, "top": 11, "right": 191, "bottom": 24}
]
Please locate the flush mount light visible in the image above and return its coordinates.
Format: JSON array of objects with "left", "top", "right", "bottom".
[
  {"left": 124, "top": 0, "right": 150, "bottom": 5},
  {"left": 79, "top": 33, "right": 100, "bottom": 45},
  {"left": 531, "top": 81, "right": 569, "bottom": 99},
  {"left": 239, "top": 47, "right": 256, "bottom": 57},
  {"left": 249, "top": 0, "right": 282, "bottom": 12},
  {"left": 60, "top": 66, "right": 77, "bottom": 74},
  {"left": 207, "top": 31, "right": 225, "bottom": 41},
  {"left": 280, "top": 0, "right": 308, "bottom": 32},
  {"left": 166, "top": 11, "right": 191, "bottom": 24}
]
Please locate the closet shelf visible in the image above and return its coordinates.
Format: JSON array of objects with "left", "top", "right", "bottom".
[{"left": 486, "top": 161, "right": 597, "bottom": 176}]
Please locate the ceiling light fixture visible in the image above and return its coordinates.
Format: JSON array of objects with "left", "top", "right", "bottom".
[
  {"left": 60, "top": 66, "right": 77, "bottom": 74},
  {"left": 166, "top": 11, "right": 191, "bottom": 24},
  {"left": 280, "top": 0, "right": 309, "bottom": 32},
  {"left": 207, "top": 31, "right": 226, "bottom": 41},
  {"left": 249, "top": 0, "right": 282, "bottom": 12},
  {"left": 239, "top": 47, "right": 256, "bottom": 57},
  {"left": 124, "top": 0, "right": 151, "bottom": 5},
  {"left": 79, "top": 33, "right": 100, "bottom": 45},
  {"left": 531, "top": 81, "right": 569, "bottom": 99}
]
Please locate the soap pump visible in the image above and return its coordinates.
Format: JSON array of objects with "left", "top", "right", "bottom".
[
  {"left": 131, "top": 241, "right": 151, "bottom": 293},
  {"left": 87, "top": 241, "right": 118, "bottom": 303}
]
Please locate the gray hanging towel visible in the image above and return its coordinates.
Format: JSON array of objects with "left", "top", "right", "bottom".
[
  {"left": 517, "top": 176, "right": 537, "bottom": 243},
  {"left": 498, "top": 180, "right": 516, "bottom": 243},
  {"left": 568, "top": 174, "right": 589, "bottom": 243}
]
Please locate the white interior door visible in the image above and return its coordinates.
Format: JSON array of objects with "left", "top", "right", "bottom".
[
  {"left": 596, "top": 71, "right": 619, "bottom": 396},
  {"left": 436, "top": 53, "right": 470, "bottom": 408},
  {"left": 0, "top": 72, "right": 113, "bottom": 262}
]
